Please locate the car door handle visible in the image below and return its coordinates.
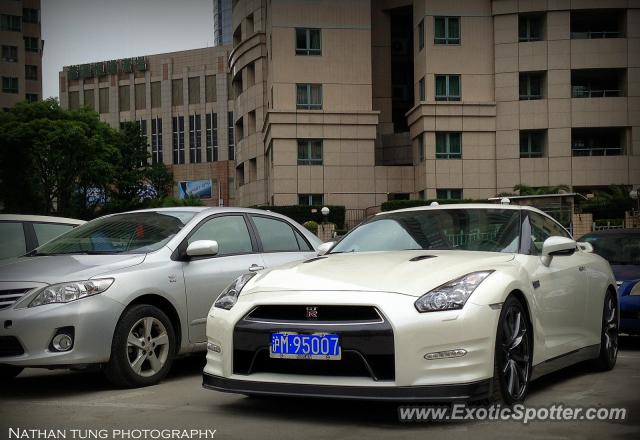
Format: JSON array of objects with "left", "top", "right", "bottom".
[
  {"left": 249, "top": 264, "right": 264, "bottom": 272},
  {"left": 578, "top": 266, "right": 585, "bottom": 272}
]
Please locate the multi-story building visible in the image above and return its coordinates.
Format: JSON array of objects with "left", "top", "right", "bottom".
[
  {"left": 59, "top": 47, "right": 237, "bottom": 206},
  {"left": 230, "top": 0, "right": 640, "bottom": 210},
  {"left": 1, "top": 0, "right": 42, "bottom": 109},
  {"left": 213, "top": 0, "right": 233, "bottom": 46}
]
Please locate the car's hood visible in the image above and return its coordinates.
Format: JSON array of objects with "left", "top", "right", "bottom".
[
  {"left": 611, "top": 265, "right": 640, "bottom": 282},
  {"left": 247, "top": 250, "right": 515, "bottom": 297},
  {"left": 0, "top": 254, "right": 146, "bottom": 284}
]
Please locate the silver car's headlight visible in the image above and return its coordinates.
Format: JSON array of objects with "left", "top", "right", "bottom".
[
  {"left": 214, "top": 273, "right": 256, "bottom": 310},
  {"left": 29, "top": 279, "right": 114, "bottom": 308},
  {"left": 414, "top": 271, "right": 493, "bottom": 313}
]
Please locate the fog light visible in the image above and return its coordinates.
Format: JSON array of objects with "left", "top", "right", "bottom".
[
  {"left": 207, "top": 342, "right": 221, "bottom": 353},
  {"left": 424, "top": 349, "right": 467, "bottom": 360},
  {"left": 52, "top": 334, "right": 73, "bottom": 352}
]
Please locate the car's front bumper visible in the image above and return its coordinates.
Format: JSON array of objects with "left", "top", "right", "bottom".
[
  {"left": 0, "top": 294, "right": 125, "bottom": 367},
  {"left": 203, "top": 373, "right": 492, "bottom": 401},
  {"left": 203, "top": 289, "right": 501, "bottom": 400}
]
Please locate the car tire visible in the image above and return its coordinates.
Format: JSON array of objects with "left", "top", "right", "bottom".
[
  {"left": 490, "top": 295, "right": 532, "bottom": 405},
  {"left": 104, "top": 305, "right": 176, "bottom": 388},
  {"left": 592, "top": 290, "right": 618, "bottom": 371},
  {"left": 0, "top": 364, "right": 23, "bottom": 380}
]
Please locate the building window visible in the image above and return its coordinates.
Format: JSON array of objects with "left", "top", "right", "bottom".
[
  {"left": 25, "top": 65, "right": 37, "bottom": 80},
  {"left": 436, "top": 132, "right": 462, "bottom": 159},
  {"left": 418, "top": 190, "right": 426, "bottom": 200},
  {"left": 434, "top": 16, "right": 460, "bottom": 44},
  {"left": 519, "top": 72, "right": 544, "bottom": 100},
  {"left": 418, "top": 19, "right": 425, "bottom": 50},
  {"left": 2, "top": 77, "right": 18, "bottom": 94},
  {"left": 418, "top": 135, "right": 425, "bottom": 162},
  {"left": 24, "top": 37, "right": 39, "bottom": 52},
  {"left": 437, "top": 189, "right": 462, "bottom": 200},
  {"left": 26, "top": 93, "right": 38, "bottom": 102},
  {"left": 172, "top": 116, "right": 185, "bottom": 164},
  {"left": 68, "top": 91, "right": 79, "bottom": 109},
  {"left": 298, "top": 194, "right": 323, "bottom": 206},
  {"left": 137, "top": 119, "right": 148, "bottom": 149},
  {"left": 151, "top": 117, "right": 163, "bottom": 165},
  {"left": 99, "top": 87, "right": 109, "bottom": 113},
  {"left": 296, "top": 83, "right": 322, "bottom": 109},
  {"left": 188, "top": 77, "right": 200, "bottom": 104},
  {"left": 83, "top": 89, "right": 94, "bottom": 109},
  {"left": 570, "top": 10, "right": 624, "bottom": 39},
  {"left": 295, "top": 28, "right": 321, "bottom": 55},
  {"left": 1, "top": 45, "right": 18, "bottom": 62},
  {"left": 520, "top": 130, "right": 545, "bottom": 158},
  {"left": 151, "top": 81, "right": 161, "bottom": 108},
  {"left": 519, "top": 14, "right": 544, "bottom": 42},
  {"left": 418, "top": 77, "right": 425, "bottom": 102},
  {"left": 1, "top": 14, "right": 21, "bottom": 32},
  {"left": 205, "top": 75, "right": 217, "bottom": 102},
  {"left": 297, "top": 139, "right": 323, "bottom": 165},
  {"left": 571, "top": 128, "right": 623, "bottom": 157},
  {"left": 172, "top": 79, "right": 183, "bottom": 106},
  {"left": 118, "top": 85, "right": 130, "bottom": 112},
  {"left": 571, "top": 68, "right": 624, "bottom": 98},
  {"left": 228, "top": 111, "right": 235, "bottom": 160},
  {"left": 134, "top": 83, "right": 145, "bottom": 110},
  {"left": 435, "top": 75, "right": 460, "bottom": 101},
  {"left": 206, "top": 112, "right": 218, "bottom": 162},
  {"left": 23, "top": 8, "right": 39, "bottom": 24},
  {"left": 189, "top": 114, "right": 202, "bottom": 163}
]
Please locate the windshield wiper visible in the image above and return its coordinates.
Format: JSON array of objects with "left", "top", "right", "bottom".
[{"left": 28, "top": 250, "right": 120, "bottom": 256}]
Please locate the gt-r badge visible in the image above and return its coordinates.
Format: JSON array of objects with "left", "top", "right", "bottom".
[{"left": 306, "top": 306, "right": 318, "bottom": 319}]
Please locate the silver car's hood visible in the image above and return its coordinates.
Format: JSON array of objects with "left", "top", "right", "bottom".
[
  {"left": 247, "top": 250, "right": 516, "bottom": 297},
  {"left": 0, "top": 254, "right": 146, "bottom": 284}
]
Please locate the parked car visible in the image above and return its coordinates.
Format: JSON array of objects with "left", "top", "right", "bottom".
[
  {"left": 0, "top": 207, "right": 320, "bottom": 386},
  {"left": 203, "top": 204, "right": 617, "bottom": 404},
  {"left": 0, "top": 215, "right": 85, "bottom": 261},
  {"left": 579, "top": 229, "right": 640, "bottom": 334}
]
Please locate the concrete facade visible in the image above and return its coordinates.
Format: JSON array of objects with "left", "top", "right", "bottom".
[
  {"left": 0, "top": 0, "right": 42, "bottom": 109},
  {"left": 59, "top": 47, "right": 237, "bottom": 206}
]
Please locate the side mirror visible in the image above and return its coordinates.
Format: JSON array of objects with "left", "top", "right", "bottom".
[
  {"left": 317, "top": 241, "right": 335, "bottom": 256},
  {"left": 186, "top": 240, "right": 219, "bottom": 258},
  {"left": 540, "top": 236, "right": 577, "bottom": 266}
]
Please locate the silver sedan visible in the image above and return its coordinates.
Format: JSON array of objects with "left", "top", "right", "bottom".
[{"left": 0, "top": 207, "right": 320, "bottom": 387}]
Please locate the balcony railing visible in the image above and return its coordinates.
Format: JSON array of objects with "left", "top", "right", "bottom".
[
  {"left": 571, "top": 31, "right": 623, "bottom": 39},
  {"left": 572, "top": 87, "right": 622, "bottom": 98},
  {"left": 572, "top": 146, "right": 622, "bottom": 156}
]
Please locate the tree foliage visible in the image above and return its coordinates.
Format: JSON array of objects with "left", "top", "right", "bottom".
[{"left": 0, "top": 99, "right": 173, "bottom": 219}]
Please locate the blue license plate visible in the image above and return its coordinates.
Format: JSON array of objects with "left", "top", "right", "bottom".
[{"left": 270, "top": 332, "right": 341, "bottom": 360}]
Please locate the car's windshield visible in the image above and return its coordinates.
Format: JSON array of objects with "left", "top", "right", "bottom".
[
  {"left": 580, "top": 234, "right": 640, "bottom": 265},
  {"left": 31, "top": 211, "right": 197, "bottom": 255},
  {"left": 331, "top": 208, "right": 521, "bottom": 254}
]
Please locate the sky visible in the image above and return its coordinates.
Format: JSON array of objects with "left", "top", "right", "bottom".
[{"left": 42, "top": 0, "right": 215, "bottom": 99}]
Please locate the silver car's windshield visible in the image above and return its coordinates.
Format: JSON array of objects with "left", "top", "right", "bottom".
[
  {"left": 31, "top": 211, "right": 196, "bottom": 255},
  {"left": 331, "top": 208, "right": 521, "bottom": 254}
]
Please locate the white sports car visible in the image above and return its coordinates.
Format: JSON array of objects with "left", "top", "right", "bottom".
[{"left": 202, "top": 204, "right": 618, "bottom": 403}]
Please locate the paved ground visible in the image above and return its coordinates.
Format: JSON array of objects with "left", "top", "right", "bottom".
[{"left": 1, "top": 337, "right": 640, "bottom": 440}]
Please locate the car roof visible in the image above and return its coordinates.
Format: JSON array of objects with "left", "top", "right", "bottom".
[
  {"left": 127, "top": 206, "right": 290, "bottom": 216},
  {"left": 378, "top": 203, "right": 547, "bottom": 215},
  {"left": 0, "top": 214, "right": 85, "bottom": 225}
]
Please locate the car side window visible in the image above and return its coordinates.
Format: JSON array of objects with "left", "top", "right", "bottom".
[
  {"left": 0, "top": 222, "right": 26, "bottom": 259},
  {"left": 251, "top": 216, "right": 301, "bottom": 252},
  {"left": 33, "top": 223, "right": 74, "bottom": 246},
  {"left": 294, "top": 229, "right": 313, "bottom": 251},
  {"left": 527, "top": 212, "right": 570, "bottom": 255},
  {"left": 188, "top": 215, "right": 253, "bottom": 256}
]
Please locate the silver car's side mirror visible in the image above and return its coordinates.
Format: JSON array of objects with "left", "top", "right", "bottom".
[
  {"left": 317, "top": 241, "right": 335, "bottom": 256},
  {"left": 540, "top": 236, "right": 577, "bottom": 266},
  {"left": 186, "top": 240, "right": 219, "bottom": 258}
]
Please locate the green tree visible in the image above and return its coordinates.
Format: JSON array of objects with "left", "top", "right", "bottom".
[{"left": 513, "top": 184, "right": 570, "bottom": 196}]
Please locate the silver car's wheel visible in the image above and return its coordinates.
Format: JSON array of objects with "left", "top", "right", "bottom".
[
  {"left": 105, "top": 305, "right": 176, "bottom": 388},
  {"left": 126, "top": 317, "right": 170, "bottom": 378}
]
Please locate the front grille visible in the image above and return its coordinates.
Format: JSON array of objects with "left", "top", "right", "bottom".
[
  {"left": 0, "top": 336, "right": 24, "bottom": 357},
  {"left": 233, "top": 310, "right": 395, "bottom": 381},
  {"left": 0, "top": 288, "right": 31, "bottom": 310},
  {"left": 246, "top": 305, "right": 382, "bottom": 323}
]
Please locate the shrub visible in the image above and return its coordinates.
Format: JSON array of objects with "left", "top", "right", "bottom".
[
  {"left": 255, "top": 205, "right": 346, "bottom": 229},
  {"left": 303, "top": 220, "right": 319, "bottom": 233}
]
